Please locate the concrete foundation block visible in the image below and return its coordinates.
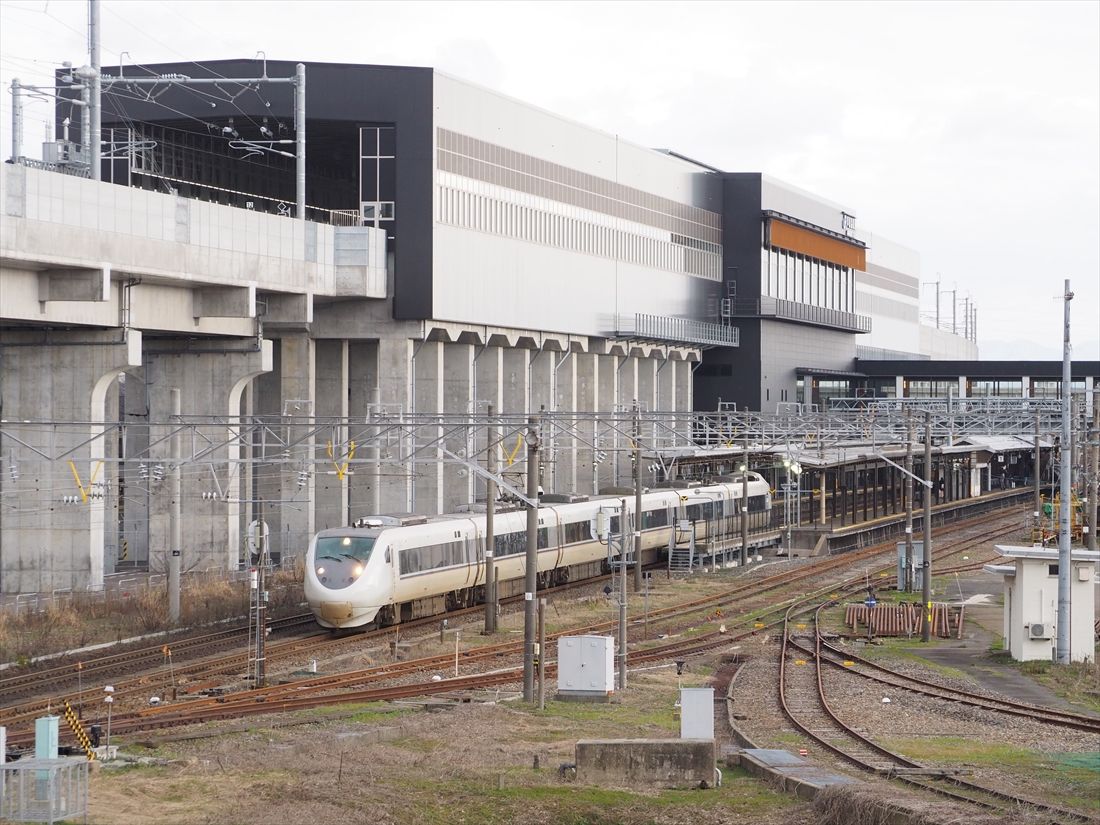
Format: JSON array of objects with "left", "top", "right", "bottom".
[{"left": 575, "top": 738, "right": 716, "bottom": 788}]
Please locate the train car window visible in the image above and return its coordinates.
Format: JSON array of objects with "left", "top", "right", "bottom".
[
  {"left": 537, "top": 527, "right": 549, "bottom": 549},
  {"left": 316, "top": 536, "right": 376, "bottom": 563},
  {"left": 493, "top": 531, "right": 526, "bottom": 557},
  {"left": 642, "top": 508, "right": 669, "bottom": 529},
  {"left": 609, "top": 515, "right": 621, "bottom": 535},
  {"left": 748, "top": 494, "right": 767, "bottom": 513},
  {"left": 400, "top": 540, "right": 466, "bottom": 576},
  {"left": 563, "top": 521, "right": 588, "bottom": 544}
]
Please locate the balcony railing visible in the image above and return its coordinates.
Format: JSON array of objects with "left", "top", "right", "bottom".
[
  {"left": 613, "top": 313, "right": 739, "bottom": 347},
  {"left": 728, "top": 297, "right": 872, "bottom": 333}
]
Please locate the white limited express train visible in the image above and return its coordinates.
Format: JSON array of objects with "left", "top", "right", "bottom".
[{"left": 304, "top": 475, "right": 772, "bottom": 629}]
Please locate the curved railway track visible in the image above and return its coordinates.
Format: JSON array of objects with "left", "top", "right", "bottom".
[{"left": 777, "top": 600, "right": 1095, "bottom": 823}]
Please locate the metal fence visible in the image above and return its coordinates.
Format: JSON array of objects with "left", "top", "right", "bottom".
[{"left": 0, "top": 757, "right": 89, "bottom": 824}]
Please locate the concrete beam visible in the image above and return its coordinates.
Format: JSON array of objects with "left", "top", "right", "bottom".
[
  {"left": 262, "top": 291, "right": 313, "bottom": 326},
  {"left": 193, "top": 285, "right": 256, "bottom": 319},
  {"left": 37, "top": 264, "right": 110, "bottom": 303}
]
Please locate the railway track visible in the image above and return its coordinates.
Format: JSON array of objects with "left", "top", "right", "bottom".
[
  {"left": 4, "top": 507, "right": 1028, "bottom": 750},
  {"left": 787, "top": 636, "right": 1100, "bottom": 735},
  {"left": 776, "top": 600, "right": 1095, "bottom": 823}
]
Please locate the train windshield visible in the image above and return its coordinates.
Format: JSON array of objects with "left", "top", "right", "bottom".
[{"left": 313, "top": 535, "right": 376, "bottom": 591}]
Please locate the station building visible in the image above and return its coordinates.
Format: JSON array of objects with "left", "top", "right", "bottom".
[{"left": 0, "top": 58, "right": 1051, "bottom": 593}]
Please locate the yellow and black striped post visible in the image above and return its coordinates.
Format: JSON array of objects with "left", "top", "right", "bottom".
[{"left": 63, "top": 700, "right": 97, "bottom": 760}]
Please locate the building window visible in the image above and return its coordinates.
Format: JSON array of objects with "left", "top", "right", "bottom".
[{"left": 361, "top": 126, "right": 396, "bottom": 238}]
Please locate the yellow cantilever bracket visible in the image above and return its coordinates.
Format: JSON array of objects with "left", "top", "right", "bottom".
[
  {"left": 67, "top": 460, "right": 104, "bottom": 503},
  {"left": 506, "top": 434, "right": 523, "bottom": 466},
  {"left": 327, "top": 440, "right": 357, "bottom": 480}
]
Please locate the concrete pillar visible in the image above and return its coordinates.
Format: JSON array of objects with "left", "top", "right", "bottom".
[
  {"left": 0, "top": 329, "right": 142, "bottom": 593},
  {"left": 554, "top": 351, "right": 578, "bottom": 495},
  {"left": 656, "top": 354, "right": 675, "bottom": 411},
  {"left": 412, "top": 339, "right": 444, "bottom": 514},
  {"left": 373, "top": 336, "right": 415, "bottom": 514},
  {"left": 141, "top": 340, "right": 272, "bottom": 573},
  {"left": 575, "top": 352, "right": 598, "bottom": 496},
  {"left": 347, "top": 340, "right": 376, "bottom": 519},
  {"left": 474, "top": 346, "right": 504, "bottom": 503},
  {"left": 597, "top": 353, "right": 620, "bottom": 491},
  {"left": 502, "top": 348, "right": 529, "bottom": 415},
  {"left": 895, "top": 375, "right": 905, "bottom": 398},
  {"left": 637, "top": 355, "right": 656, "bottom": 412},
  {"left": 276, "top": 334, "right": 316, "bottom": 562},
  {"left": 958, "top": 375, "right": 967, "bottom": 399},
  {"left": 442, "top": 342, "right": 475, "bottom": 511},
  {"left": 1020, "top": 376, "right": 1030, "bottom": 398},
  {"left": 314, "top": 339, "right": 350, "bottom": 531},
  {"left": 530, "top": 348, "right": 555, "bottom": 492}
]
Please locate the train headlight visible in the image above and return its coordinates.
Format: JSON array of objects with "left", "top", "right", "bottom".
[
  {"left": 342, "top": 537, "right": 352, "bottom": 546},
  {"left": 316, "top": 566, "right": 325, "bottom": 576},
  {"left": 352, "top": 564, "right": 363, "bottom": 577}
]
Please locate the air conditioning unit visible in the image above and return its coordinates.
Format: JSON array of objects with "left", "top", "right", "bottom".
[{"left": 1028, "top": 622, "right": 1050, "bottom": 640}]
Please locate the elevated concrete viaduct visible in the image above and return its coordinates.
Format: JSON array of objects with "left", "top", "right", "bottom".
[{"left": 0, "top": 164, "right": 699, "bottom": 593}]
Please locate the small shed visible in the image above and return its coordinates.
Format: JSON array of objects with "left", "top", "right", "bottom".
[{"left": 985, "top": 545, "right": 1099, "bottom": 663}]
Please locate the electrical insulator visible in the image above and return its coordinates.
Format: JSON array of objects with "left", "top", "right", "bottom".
[
  {"left": 296, "top": 469, "right": 310, "bottom": 489},
  {"left": 202, "top": 491, "right": 218, "bottom": 500},
  {"left": 152, "top": 464, "right": 165, "bottom": 483},
  {"left": 8, "top": 463, "right": 18, "bottom": 482},
  {"left": 139, "top": 462, "right": 149, "bottom": 480}
]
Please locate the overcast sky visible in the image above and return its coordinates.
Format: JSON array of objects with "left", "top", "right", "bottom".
[{"left": 2, "top": 0, "right": 1097, "bottom": 360}]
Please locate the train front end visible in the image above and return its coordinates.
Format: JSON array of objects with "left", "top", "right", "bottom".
[{"left": 304, "top": 528, "right": 391, "bottom": 628}]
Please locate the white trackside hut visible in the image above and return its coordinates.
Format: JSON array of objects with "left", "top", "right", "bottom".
[{"left": 984, "top": 545, "right": 1099, "bottom": 663}]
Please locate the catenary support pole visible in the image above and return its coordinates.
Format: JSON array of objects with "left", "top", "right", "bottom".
[
  {"left": 523, "top": 414, "right": 540, "bottom": 702},
  {"left": 256, "top": 498, "right": 266, "bottom": 688},
  {"left": 1057, "top": 280, "right": 1073, "bottom": 664},
  {"left": 1035, "top": 412, "right": 1042, "bottom": 535},
  {"left": 168, "top": 388, "right": 181, "bottom": 624},
  {"left": 484, "top": 404, "right": 497, "bottom": 633},
  {"left": 88, "top": 0, "right": 101, "bottom": 180},
  {"left": 537, "top": 597, "right": 546, "bottom": 710},
  {"left": 633, "top": 404, "right": 643, "bottom": 592},
  {"left": 295, "top": 63, "right": 306, "bottom": 220},
  {"left": 1089, "top": 405, "right": 1098, "bottom": 553},
  {"left": 741, "top": 441, "right": 749, "bottom": 566},
  {"left": 10, "top": 78, "right": 22, "bottom": 161},
  {"left": 921, "top": 411, "right": 932, "bottom": 643},
  {"left": 905, "top": 412, "right": 914, "bottom": 592},
  {"left": 618, "top": 497, "right": 628, "bottom": 691}
]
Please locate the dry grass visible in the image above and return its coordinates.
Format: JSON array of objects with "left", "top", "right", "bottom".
[{"left": 0, "top": 567, "right": 305, "bottom": 663}]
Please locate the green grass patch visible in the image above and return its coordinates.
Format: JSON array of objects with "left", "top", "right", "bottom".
[
  {"left": 1002, "top": 655, "right": 1100, "bottom": 714},
  {"left": 393, "top": 771, "right": 798, "bottom": 825},
  {"left": 882, "top": 737, "right": 1100, "bottom": 811}
]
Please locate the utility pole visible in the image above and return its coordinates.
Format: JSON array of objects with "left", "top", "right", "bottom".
[
  {"left": 618, "top": 497, "right": 628, "bottom": 691},
  {"left": 88, "top": 0, "right": 101, "bottom": 181},
  {"left": 1035, "top": 412, "right": 1042, "bottom": 537},
  {"left": 921, "top": 410, "right": 933, "bottom": 643},
  {"left": 904, "top": 412, "right": 914, "bottom": 592},
  {"left": 255, "top": 498, "right": 267, "bottom": 688},
  {"left": 522, "top": 414, "right": 540, "bottom": 702},
  {"left": 537, "top": 597, "right": 546, "bottom": 710},
  {"left": 632, "top": 404, "right": 643, "bottom": 592},
  {"left": 484, "top": 405, "right": 497, "bottom": 633},
  {"left": 10, "top": 78, "right": 22, "bottom": 161},
  {"left": 294, "top": 63, "right": 306, "bottom": 220},
  {"left": 168, "top": 388, "right": 181, "bottom": 624},
  {"left": 740, "top": 440, "right": 749, "bottom": 566},
  {"left": 1088, "top": 405, "right": 1098, "bottom": 552},
  {"left": 1057, "top": 280, "right": 1073, "bottom": 665}
]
